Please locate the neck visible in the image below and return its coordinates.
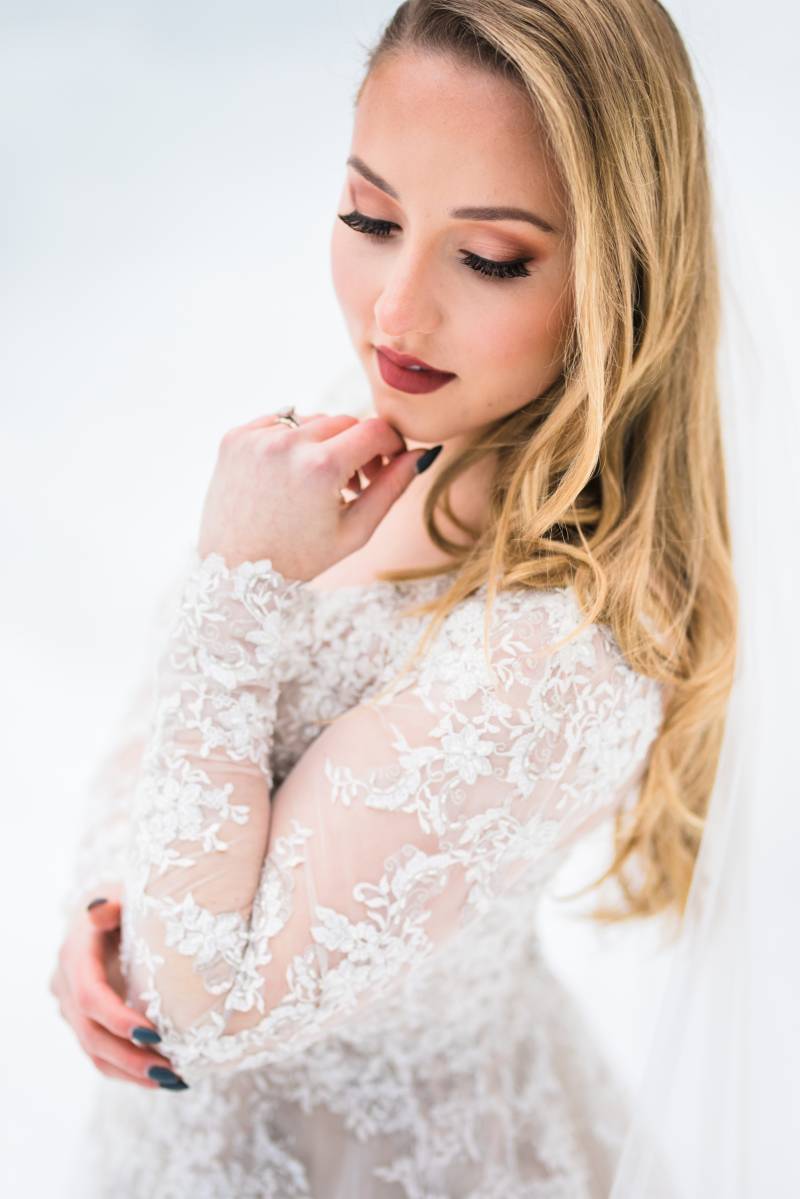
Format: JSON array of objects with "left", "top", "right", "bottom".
[{"left": 393, "top": 430, "right": 497, "bottom": 553}]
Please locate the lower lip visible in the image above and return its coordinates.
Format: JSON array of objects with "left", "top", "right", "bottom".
[{"left": 375, "top": 349, "right": 456, "bottom": 394}]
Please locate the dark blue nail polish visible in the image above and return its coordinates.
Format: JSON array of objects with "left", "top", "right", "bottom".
[
  {"left": 86, "top": 897, "right": 108, "bottom": 911},
  {"left": 148, "top": 1066, "right": 184, "bottom": 1085},
  {"left": 132, "top": 1026, "right": 162, "bottom": 1045},
  {"left": 415, "top": 444, "right": 443, "bottom": 474},
  {"left": 158, "top": 1079, "right": 189, "bottom": 1090}
]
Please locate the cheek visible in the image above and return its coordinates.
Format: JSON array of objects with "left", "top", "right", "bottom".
[{"left": 472, "top": 288, "right": 569, "bottom": 383}]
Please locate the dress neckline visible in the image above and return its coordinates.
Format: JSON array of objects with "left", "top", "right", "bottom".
[
  {"left": 299, "top": 574, "right": 576, "bottom": 615},
  {"left": 301, "top": 571, "right": 458, "bottom": 600}
]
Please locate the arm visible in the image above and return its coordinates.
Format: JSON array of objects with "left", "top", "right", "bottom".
[
  {"left": 121, "top": 552, "right": 665, "bottom": 1085},
  {"left": 60, "top": 545, "right": 333, "bottom": 935}
]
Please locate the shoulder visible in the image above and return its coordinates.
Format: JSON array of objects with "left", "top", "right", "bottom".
[
  {"left": 483, "top": 585, "right": 666, "bottom": 786},
  {"left": 393, "top": 582, "right": 665, "bottom": 760},
  {"left": 362, "top": 583, "right": 664, "bottom": 811},
  {"left": 422, "top": 582, "right": 647, "bottom": 686}
]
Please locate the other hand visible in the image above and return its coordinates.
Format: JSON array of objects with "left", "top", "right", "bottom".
[{"left": 49, "top": 888, "right": 181, "bottom": 1090}]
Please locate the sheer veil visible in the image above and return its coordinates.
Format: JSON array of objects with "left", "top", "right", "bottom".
[
  {"left": 606, "top": 236, "right": 800, "bottom": 1195},
  {"left": 321, "top": 213, "right": 798, "bottom": 1197}
]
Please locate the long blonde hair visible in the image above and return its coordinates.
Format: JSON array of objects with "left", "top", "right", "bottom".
[{"left": 343, "top": 0, "right": 738, "bottom": 929}]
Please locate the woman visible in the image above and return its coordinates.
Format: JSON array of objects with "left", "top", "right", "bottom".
[{"left": 51, "top": 1, "right": 737, "bottom": 1195}]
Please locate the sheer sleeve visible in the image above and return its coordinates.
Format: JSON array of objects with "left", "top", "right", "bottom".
[
  {"left": 58, "top": 551, "right": 378, "bottom": 936},
  {"left": 120, "top": 551, "right": 664, "bottom": 1085}
]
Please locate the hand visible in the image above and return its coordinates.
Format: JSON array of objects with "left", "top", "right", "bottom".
[
  {"left": 196, "top": 410, "right": 436, "bottom": 581},
  {"left": 49, "top": 887, "right": 181, "bottom": 1090}
]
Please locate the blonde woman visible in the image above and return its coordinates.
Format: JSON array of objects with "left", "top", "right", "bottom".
[{"left": 50, "top": 2, "right": 738, "bottom": 1195}]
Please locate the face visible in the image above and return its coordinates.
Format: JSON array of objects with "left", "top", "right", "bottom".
[{"left": 330, "top": 49, "right": 573, "bottom": 449}]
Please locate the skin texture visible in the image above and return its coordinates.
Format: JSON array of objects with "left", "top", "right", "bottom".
[
  {"left": 322, "top": 48, "right": 573, "bottom": 583},
  {"left": 50, "top": 49, "right": 574, "bottom": 1089}
]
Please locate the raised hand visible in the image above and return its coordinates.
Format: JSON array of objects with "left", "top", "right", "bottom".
[{"left": 197, "top": 410, "right": 437, "bottom": 580}]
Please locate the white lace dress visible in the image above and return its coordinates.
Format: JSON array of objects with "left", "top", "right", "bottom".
[{"left": 61, "top": 547, "right": 666, "bottom": 1199}]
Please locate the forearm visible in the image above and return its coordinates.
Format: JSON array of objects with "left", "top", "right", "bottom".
[{"left": 119, "top": 552, "right": 301, "bottom": 1039}]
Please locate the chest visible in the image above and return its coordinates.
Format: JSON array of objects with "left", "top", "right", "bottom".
[{"left": 306, "top": 515, "right": 458, "bottom": 592}]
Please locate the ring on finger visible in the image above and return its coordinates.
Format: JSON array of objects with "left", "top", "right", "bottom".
[{"left": 273, "top": 405, "right": 300, "bottom": 429}]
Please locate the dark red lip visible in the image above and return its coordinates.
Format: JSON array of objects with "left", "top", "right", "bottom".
[
  {"left": 375, "top": 345, "right": 454, "bottom": 374},
  {"left": 375, "top": 348, "right": 457, "bottom": 395}
]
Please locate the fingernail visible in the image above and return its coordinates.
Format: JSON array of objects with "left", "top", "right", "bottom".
[
  {"left": 158, "top": 1079, "right": 189, "bottom": 1090},
  {"left": 131, "top": 1026, "right": 162, "bottom": 1045},
  {"left": 86, "top": 897, "right": 108, "bottom": 911},
  {"left": 415, "top": 444, "right": 443, "bottom": 474},
  {"left": 148, "top": 1066, "right": 186, "bottom": 1085}
]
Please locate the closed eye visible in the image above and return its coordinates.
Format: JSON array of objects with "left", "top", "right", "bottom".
[{"left": 337, "top": 209, "right": 534, "bottom": 281}]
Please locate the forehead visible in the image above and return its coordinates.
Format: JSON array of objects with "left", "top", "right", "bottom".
[{"left": 352, "top": 49, "right": 566, "bottom": 222}]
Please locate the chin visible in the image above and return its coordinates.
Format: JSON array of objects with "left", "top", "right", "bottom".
[{"left": 368, "top": 395, "right": 433, "bottom": 442}]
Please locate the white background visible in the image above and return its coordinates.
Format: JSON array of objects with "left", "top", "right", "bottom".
[{"left": 1, "top": 2, "right": 797, "bottom": 1193}]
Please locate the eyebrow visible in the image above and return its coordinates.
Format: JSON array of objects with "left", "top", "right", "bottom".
[{"left": 346, "top": 154, "right": 560, "bottom": 236}]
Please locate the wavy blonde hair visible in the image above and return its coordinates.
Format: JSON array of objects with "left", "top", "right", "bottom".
[{"left": 340, "top": 0, "right": 738, "bottom": 930}]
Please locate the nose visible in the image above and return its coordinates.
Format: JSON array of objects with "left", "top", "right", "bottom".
[{"left": 373, "top": 244, "right": 442, "bottom": 340}]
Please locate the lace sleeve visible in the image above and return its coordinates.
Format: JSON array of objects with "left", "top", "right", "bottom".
[
  {"left": 58, "top": 551, "right": 370, "bottom": 935},
  {"left": 120, "top": 552, "right": 664, "bottom": 1085}
]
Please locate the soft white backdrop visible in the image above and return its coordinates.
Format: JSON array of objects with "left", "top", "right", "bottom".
[{"left": 1, "top": 2, "right": 797, "bottom": 1193}]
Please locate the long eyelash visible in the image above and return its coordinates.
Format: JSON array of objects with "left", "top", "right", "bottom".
[
  {"left": 459, "top": 251, "right": 531, "bottom": 279},
  {"left": 339, "top": 210, "right": 395, "bottom": 239},
  {"left": 337, "top": 210, "right": 533, "bottom": 280}
]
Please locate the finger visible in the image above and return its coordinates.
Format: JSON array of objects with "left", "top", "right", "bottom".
[
  {"left": 72, "top": 908, "right": 166, "bottom": 1049},
  {"left": 234, "top": 411, "right": 324, "bottom": 434},
  {"left": 88, "top": 1021, "right": 174, "bottom": 1083},
  {"left": 340, "top": 448, "right": 429, "bottom": 536},
  {"left": 60, "top": 925, "right": 110, "bottom": 1006},
  {"left": 300, "top": 416, "right": 375, "bottom": 496},
  {"left": 359, "top": 454, "right": 385, "bottom": 484},
  {"left": 62, "top": 996, "right": 172, "bottom": 1087},
  {"left": 90, "top": 1056, "right": 161, "bottom": 1087},
  {"left": 87, "top": 899, "right": 121, "bottom": 934},
  {"left": 61, "top": 930, "right": 172, "bottom": 1069},
  {"left": 343, "top": 469, "right": 363, "bottom": 494},
  {"left": 297, "top": 413, "right": 363, "bottom": 441},
  {"left": 74, "top": 948, "right": 163, "bottom": 1047},
  {"left": 94, "top": 1023, "right": 176, "bottom": 1080},
  {"left": 318, "top": 418, "right": 409, "bottom": 488}
]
